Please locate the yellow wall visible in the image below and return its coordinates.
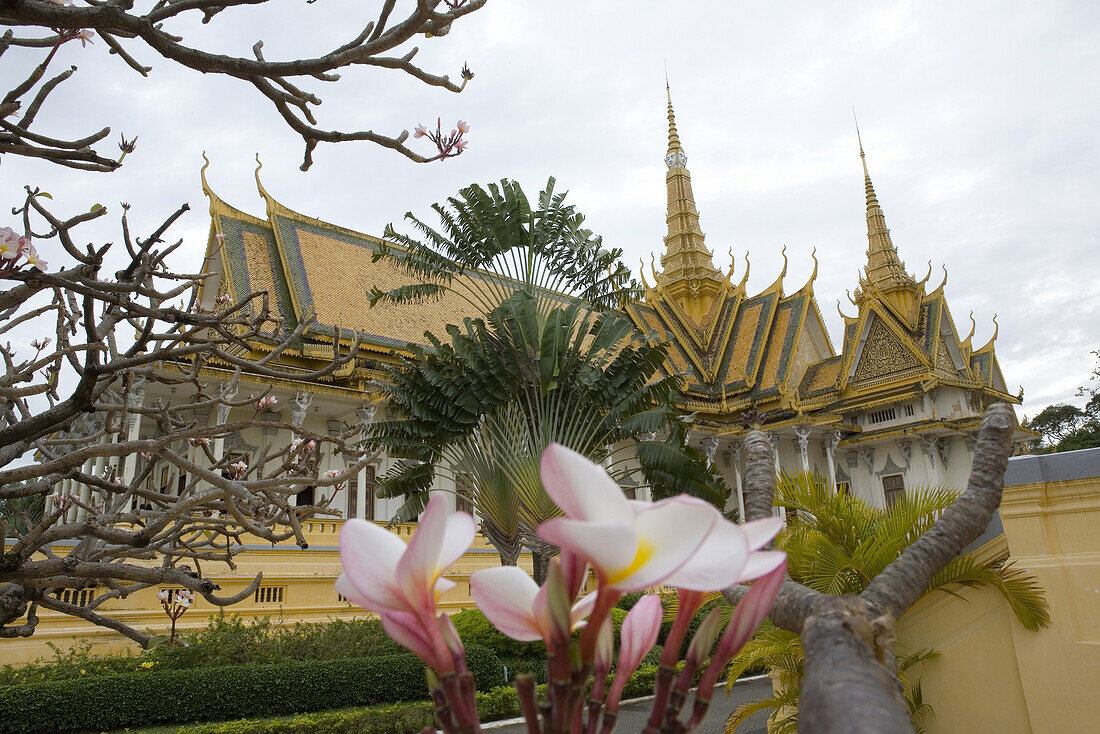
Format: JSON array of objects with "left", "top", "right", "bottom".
[
  {"left": 897, "top": 466, "right": 1100, "bottom": 734},
  {"left": 1, "top": 520, "right": 528, "bottom": 665}
]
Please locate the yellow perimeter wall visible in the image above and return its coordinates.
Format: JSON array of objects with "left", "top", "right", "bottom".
[
  {"left": 1, "top": 520, "right": 528, "bottom": 665},
  {"left": 897, "top": 450, "right": 1100, "bottom": 734}
]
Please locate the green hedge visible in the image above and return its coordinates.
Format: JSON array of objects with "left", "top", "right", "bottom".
[
  {"left": 176, "top": 665, "right": 663, "bottom": 734},
  {"left": 0, "top": 646, "right": 502, "bottom": 734}
]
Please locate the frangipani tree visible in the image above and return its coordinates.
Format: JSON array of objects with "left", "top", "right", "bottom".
[
  {"left": 368, "top": 180, "right": 727, "bottom": 578},
  {"left": 723, "top": 473, "right": 1049, "bottom": 733}
]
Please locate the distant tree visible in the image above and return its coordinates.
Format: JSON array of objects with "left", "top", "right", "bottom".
[
  {"left": 0, "top": 0, "right": 483, "bottom": 171},
  {"left": 1026, "top": 350, "right": 1100, "bottom": 452}
]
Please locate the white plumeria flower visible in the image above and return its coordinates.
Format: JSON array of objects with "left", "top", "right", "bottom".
[
  {"left": 537, "top": 443, "right": 730, "bottom": 592},
  {"left": 337, "top": 493, "right": 475, "bottom": 669},
  {"left": 469, "top": 566, "right": 596, "bottom": 643}
]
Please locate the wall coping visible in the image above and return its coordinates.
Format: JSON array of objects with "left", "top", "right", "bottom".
[{"left": 1004, "top": 447, "right": 1100, "bottom": 487}]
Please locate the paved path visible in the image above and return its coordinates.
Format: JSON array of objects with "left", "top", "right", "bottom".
[{"left": 486, "top": 677, "right": 772, "bottom": 734}]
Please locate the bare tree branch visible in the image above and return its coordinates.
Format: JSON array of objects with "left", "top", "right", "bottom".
[{"left": 0, "top": 0, "right": 484, "bottom": 171}]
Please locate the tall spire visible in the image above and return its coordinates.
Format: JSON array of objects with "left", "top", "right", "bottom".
[
  {"left": 657, "top": 81, "right": 723, "bottom": 322},
  {"left": 854, "top": 122, "right": 921, "bottom": 328}
]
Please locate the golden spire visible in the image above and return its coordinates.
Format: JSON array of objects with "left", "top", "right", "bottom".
[
  {"left": 854, "top": 122, "right": 921, "bottom": 329},
  {"left": 657, "top": 81, "right": 723, "bottom": 322}
]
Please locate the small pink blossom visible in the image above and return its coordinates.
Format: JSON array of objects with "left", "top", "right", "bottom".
[
  {"left": 30, "top": 338, "right": 50, "bottom": 351},
  {"left": 456, "top": 120, "right": 470, "bottom": 134},
  {"left": 324, "top": 469, "right": 341, "bottom": 479},
  {"left": 24, "top": 245, "right": 48, "bottom": 270},
  {"left": 256, "top": 395, "right": 278, "bottom": 411},
  {"left": 215, "top": 233, "right": 226, "bottom": 243},
  {"left": 187, "top": 437, "right": 210, "bottom": 447},
  {"left": 413, "top": 124, "right": 428, "bottom": 139},
  {"left": 469, "top": 566, "right": 596, "bottom": 644},
  {"left": 76, "top": 29, "right": 95, "bottom": 47},
  {"left": 227, "top": 460, "right": 248, "bottom": 479}
]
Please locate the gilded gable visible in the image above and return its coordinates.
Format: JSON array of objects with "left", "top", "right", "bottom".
[{"left": 852, "top": 316, "right": 922, "bottom": 384}]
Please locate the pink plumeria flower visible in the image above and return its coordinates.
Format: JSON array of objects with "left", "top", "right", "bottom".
[
  {"left": 24, "top": 246, "right": 47, "bottom": 270},
  {"left": 255, "top": 395, "right": 277, "bottom": 411},
  {"left": 413, "top": 124, "right": 428, "bottom": 139},
  {"left": 0, "top": 228, "right": 23, "bottom": 260},
  {"left": 537, "top": 443, "right": 724, "bottom": 592},
  {"left": 156, "top": 589, "right": 170, "bottom": 602},
  {"left": 469, "top": 566, "right": 596, "bottom": 644},
  {"left": 456, "top": 120, "right": 470, "bottom": 134},
  {"left": 337, "top": 493, "right": 475, "bottom": 670},
  {"left": 454, "top": 139, "right": 469, "bottom": 152},
  {"left": 227, "top": 460, "right": 248, "bottom": 479},
  {"left": 30, "top": 338, "right": 50, "bottom": 351},
  {"left": 215, "top": 233, "right": 226, "bottom": 243},
  {"left": 76, "top": 29, "right": 94, "bottom": 47},
  {"left": 187, "top": 437, "right": 210, "bottom": 447}
]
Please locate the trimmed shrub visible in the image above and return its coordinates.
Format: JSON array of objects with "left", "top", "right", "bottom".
[
  {"left": 176, "top": 666, "right": 663, "bottom": 734},
  {"left": 0, "top": 645, "right": 502, "bottom": 734}
]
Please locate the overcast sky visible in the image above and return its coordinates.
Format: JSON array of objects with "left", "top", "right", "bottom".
[{"left": 3, "top": 1, "right": 1098, "bottom": 418}]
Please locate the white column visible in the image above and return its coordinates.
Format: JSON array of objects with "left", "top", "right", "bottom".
[
  {"left": 213, "top": 400, "right": 233, "bottom": 464},
  {"left": 795, "top": 426, "right": 811, "bottom": 474},
  {"left": 768, "top": 433, "right": 784, "bottom": 519},
  {"left": 730, "top": 441, "right": 745, "bottom": 521},
  {"left": 825, "top": 431, "right": 840, "bottom": 494},
  {"left": 356, "top": 403, "right": 377, "bottom": 521}
]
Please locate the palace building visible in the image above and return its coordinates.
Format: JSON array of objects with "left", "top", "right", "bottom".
[
  {"left": 4, "top": 89, "right": 1029, "bottom": 662},
  {"left": 189, "top": 85, "right": 1025, "bottom": 520}
]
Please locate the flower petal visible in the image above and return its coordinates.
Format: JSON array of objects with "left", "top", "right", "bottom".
[
  {"left": 380, "top": 610, "right": 441, "bottom": 669},
  {"left": 661, "top": 517, "right": 750, "bottom": 591},
  {"left": 740, "top": 517, "right": 785, "bottom": 550},
  {"left": 439, "top": 510, "right": 477, "bottom": 570},
  {"left": 618, "top": 594, "right": 663, "bottom": 677},
  {"left": 614, "top": 497, "right": 720, "bottom": 591},
  {"left": 469, "top": 566, "right": 543, "bottom": 642},
  {"left": 339, "top": 519, "right": 408, "bottom": 613},
  {"left": 736, "top": 550, "right": 787, "bottom": 583},
  {"left": 540, "top": 443, "right": 632, "bottom": 523},
  {"left": 397, "top": 494, "right": 448, "bottom": 606},
  {"left": 570, "top": 591, "right": 598, "bottom": 628},
  {"left": 538, "top": 518, "right": 638, "bottom": 580}
]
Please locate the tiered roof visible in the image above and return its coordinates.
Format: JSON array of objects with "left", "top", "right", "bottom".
[{"left": 197, "top": 98, "right": 1020, "bottom": 425}]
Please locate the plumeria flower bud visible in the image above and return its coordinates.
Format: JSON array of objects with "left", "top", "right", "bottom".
[
  {"left": 460, "top": 63, "right": 474, "bottom": 81},
  {"left": 605, "top": 594, "right": 662, "bottom": 712},
  {"left": 684, "top": 607, "right": 724, "bottom": 666},
  {"left": 437, "top": 612, "right": 466, "bottom": 666},
  {"left": 413, "top": 124, "right": 428, "bottom": 139},
  {"left": 544, "top": 561, "right": 574, "bottom": 646},
  {"left": 140, "top": 451, "right": 152, "bottom": 460},
  {"left": 30, "top": 338, "right": 50, "bottom": 351}
]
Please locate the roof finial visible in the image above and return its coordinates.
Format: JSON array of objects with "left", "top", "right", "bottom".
[{"left": 666, "top": 77, "right": 683, "bottom": 155}]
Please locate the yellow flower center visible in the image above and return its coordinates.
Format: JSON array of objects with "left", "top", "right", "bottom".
[{"left": 607, "top": 537, "right": 654, "bottom": 585}]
